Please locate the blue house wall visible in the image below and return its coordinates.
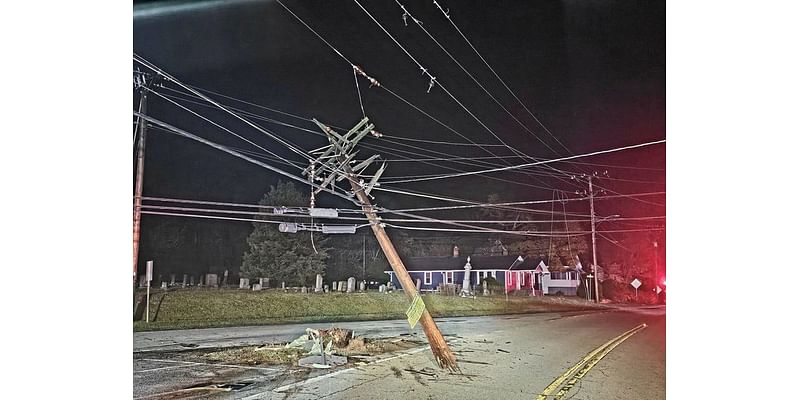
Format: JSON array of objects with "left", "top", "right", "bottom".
[{"left": 386, "top": 270, "right": 508, "bottom": 291}]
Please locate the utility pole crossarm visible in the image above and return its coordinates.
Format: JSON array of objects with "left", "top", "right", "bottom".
[{"left": 309, "top": 117, "right": 458, "bottom": 372}]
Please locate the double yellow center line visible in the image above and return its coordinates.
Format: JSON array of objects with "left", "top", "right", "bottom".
[{"left": 535, "top": 323, "right": 648, "bottom": 400}]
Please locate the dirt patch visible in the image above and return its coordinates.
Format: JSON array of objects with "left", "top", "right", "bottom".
[
  {"left": 337, "top": 337, "right": 422, "bottom": 356},
  {"left": 153, "top": 336, "right": 425, "bottom": 368},
  {"left": 201, "top": 346, "right": 308, "bottom": 366}
]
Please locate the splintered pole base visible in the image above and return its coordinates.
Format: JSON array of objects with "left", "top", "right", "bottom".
[{"left": 419, "top": 310, "right": 458, "bottom": 371}]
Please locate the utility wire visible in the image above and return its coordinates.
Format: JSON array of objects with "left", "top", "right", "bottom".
[
  {"left": 141, "top": 210, "right": 371, "bottom": 230},
  {"left": 146, "top": 88, "right": 304, "bottom": 169},
  {"left": 432, "top": 0, "right": 572, "bottom": 155},
  {"left": 277, "top": 0, "right": 514, "bottom": 162},
  {"left": 141, "top": 195, "right": 664, "bottom": 223},
  {"left": 139, "top": 113, "right": 593, "bottom": 234},
  {"left": 134, "top": 112, "right": 359, "bottom": 206},
  {"left": 141, "top": 203, "right": 661, "bottom": 225},
  {"left": 155, "top": 78, "right": 666, "bottom": 175},
  {"left": 395, "top": 0, "right": 560, "bottom": 156},
  {"left": 143, "top": 70, "right": 663, "bottom": 182},
  {"left": 352, "top": 0, "right": 524, "bottom": 165},
  {"left": 353, "top": 65, "right": 366, "bottom": 118},
  {"left": 134, "top": 54, "right": 324, "bottom": 168},
  {"left": 377, "top": 140, "right": 666, "bottom": 183},
  {"left": 152, "top": 83, "right": 572, "bottom": 191},
  {"left": 153, "top": 74, "right": 583, "bottom": 186}
]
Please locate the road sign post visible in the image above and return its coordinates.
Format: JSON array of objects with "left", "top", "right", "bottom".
[
  {"left": 630, "top": 278, "right": 642, "bottom": 301},
  {"left": 146, "top": 261, "right": 153, "bottom": 323}
]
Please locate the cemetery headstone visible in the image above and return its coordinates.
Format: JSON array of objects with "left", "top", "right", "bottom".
[{"left": 315, "top": 274, "right": 323, "bottom": 293}]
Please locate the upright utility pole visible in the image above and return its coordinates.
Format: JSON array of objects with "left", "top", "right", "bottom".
[
  {"left": 308, "top": 117, "right": 457, "bottom": 371},
  {"left": 588, "top": 175, "right": 600, "bottom": 303},
  {"left": 133, "top": 78, "right": 149, "bottom": 290},
  {"left": 362, "top": 234, "right": 366, "bottom": 281},
  {"left": 653, "top": 239, "right": 659, "bottom": 289}
]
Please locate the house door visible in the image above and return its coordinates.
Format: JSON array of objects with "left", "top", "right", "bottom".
[{"left": 505, "top": 271, "right": 517, "bottom": 291}]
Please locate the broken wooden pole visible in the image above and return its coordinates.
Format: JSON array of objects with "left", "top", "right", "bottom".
[{"left": 318, "top": 118, "right": 456, "bottom": 371}]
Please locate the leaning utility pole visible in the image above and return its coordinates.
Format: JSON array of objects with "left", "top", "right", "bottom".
[
  {"left": 307, "top": 117, "right": 457, "bottom": 371},
  {"left": 133, "top": 73, "right": 149, "bottom": 291}
]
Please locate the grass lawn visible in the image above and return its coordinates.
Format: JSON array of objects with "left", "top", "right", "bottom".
[{"left": 133, "top": 288, "right": 606, "bottom": 332}]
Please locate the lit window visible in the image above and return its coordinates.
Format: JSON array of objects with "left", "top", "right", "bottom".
[{"left": 424, "top": 272, "right": 432, "bottom": 285}]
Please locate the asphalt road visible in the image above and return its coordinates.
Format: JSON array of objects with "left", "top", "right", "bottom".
[{"left": 134, "top": 305, "right": 665, "bottom": 399}]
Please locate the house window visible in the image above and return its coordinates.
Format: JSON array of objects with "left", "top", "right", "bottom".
[
  {"left": 424, "top": 272, "right": 432, "bottom": 285},
  {"left": 445, "top": 271, "right": 453, "bottom": 284}
]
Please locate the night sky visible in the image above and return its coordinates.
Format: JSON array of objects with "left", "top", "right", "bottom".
[{"left": 133, "top": 0, "right": 665, "bottom": 276}]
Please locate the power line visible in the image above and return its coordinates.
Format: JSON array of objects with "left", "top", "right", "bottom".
[
  {"left": 158, "top": 79, "right": 664, "bottom": 175},
  {"left": 157, "top": 82, "right": 661, "bottom": 191},
  {"left": 353, "top": 67, "right": 366, "bottom": 118},
  {"left": 352, "top": 0, "right": 528, "bottom": 165},
  {"left": 139, "top": 111, "right": 588, "bottom": 235},
  {"left": 432, "top": 0, "right": 572, "bottom": 155},
  {"left": 146, "top": 88, "right": 306, "bottom": 169},
  {"left": 141, "top": 210, "right": 371, "bottom": 230},
  {"left": 552, "top": 159, "right": 665, "bottom": 172},
  {"left": 134, "top": 112, "right": 359, "bottom": 206},
  {"left": 395, "top": 0, "right": 561, "bottom": 156},
  {"left": 390, "top": 193, "right": 665, "bottom": 213},
  {"left": 151, "top": 83, "right": 571, "bottom": 191},
  {"left": 274, "top": 0, "right": 508, "bottom": 161},
  {"left": 140, "top": 203, "right": 663, "bottom": 226},
  {"left": 377, "top": 140, "right": 666, "bottom": 184},
  {"left": 141, "top": 195, "right": 663, "bottom": 224},
  {"left": 133, "top": 54, "right": 325, "bottom": 170},
  {"left": 141, "top": 196, "right": 363, "bottom": 213}
]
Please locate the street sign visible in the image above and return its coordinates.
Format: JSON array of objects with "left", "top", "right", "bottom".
[
  {"left": 656, "top": 286, "right": 662, "bottom": 294},
  {"left": 630, "top": 278, "right": 641, "bottom": 289},
  {"left": 146, "top": 260, "right": 153, "bottom": 282},
  {"left": 406, "top": 295, "right": 426, "bottom": 329}
]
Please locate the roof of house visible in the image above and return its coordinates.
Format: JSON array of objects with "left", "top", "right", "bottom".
[{"left": 394, "top": 255, "right": 547, "bottom": 272}]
